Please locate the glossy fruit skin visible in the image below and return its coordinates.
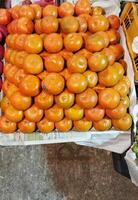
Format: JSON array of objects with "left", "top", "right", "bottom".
[
  {"left": 19, "top": 5, "right": 35, "bottom": 20},
  {"left": 13, "top": 69, "right": 27, "bottom": 86},
  {"left": 44, "top": 33, "right": 63, "bottom": 53},
  {"left": 55, "top": 118, "right": 72, "bottom": 132},
  {"left": 18, "top": 118, "right": 36, "bottom": 133},
  {"left": 102, "top": 48, "right": 115, "bottom": 65},
  {"left": 85, "top": 34, "right": 105, "bottom": 52},
  {"left": 88, "top": 52, "right": 108, "bottom": 72},
  {"left": 35, "top": 90, "right": 53, "bottom": 110},
  {"left": 122, "top": 76, "right": 131, "bottom": 88},
  {"left": 6, "top": 65, "right": 18, "bottom": 83},
  {"left": 17, "top": 17, "right": 34, "bottom": 34},
  {"left": 119, "top": 59, "right": 127, "bottom": 73},
  {"left": 120, "top": 96, "right": 130, "bottom": 108},
  {"left": 43, "top": 5, "right": 58, "bottom": 17},
  {"left": 35, "top": 19, "right": 43, "bottom": 34},
  {"left": 0, "top": 116, "right": 17, "bottom": 133},
  {"left": 74, "top": 117, "right": 92, "bottom": 132},
  {"left": 88, "top": 15, "right": 109, "bottom": 33},
  {"left": 19, "top": 75, "right": 40, "bottom": 97},
  {"left": 24, "top": 104, "right": 44, "bottom": 122},
  {"left": 64, "top": 33, "right": 83, "bottom": 52},
  {"left": 67, "top": 73, "right": 87, "bottom": 93},
  {"left": 59, "top": 68, "right": 71, "bottom": 80},
  {"left": 0, "top": 9, "right": 11, "bottom": 25},
  {"left": 10, "top": 91, "right": 32, "bottom": 111},
  {"left": 58, "top": 2, "right": 74, "bottom": 17},
  {"left": 44, "top": 54, "right": 64, "bottom": 72},
  {"left": 97, "top": 31, "right": 109, "bottom": 48},
  {"left": 14, "top": 34, "right": 26, "bottom": 51},
  {"left": 59, "top": 49, "right": 73, "bottom": 61},
  {"left": 42, "top": 73, "right": 65, "bottom": 95},
  {"left": 107, "top": 15, "right": 120, "bottom": 30},
  {"left": 23, "top": 54, "right": 43, "bottom": 75},
  {"left": 112, "top": 113, "right": 132, "bottom": 131},
  {"left": 92, "top": 6, "right": 105, "bottom": 15},
  {"left": 67, "top": 54, "right": 87, "bottom": 73},
  {"left": 6, "top": 84, "right": 18, "bottom": 99},
  {"left": 30, "top": 4, "right": 42, "bottom": 19},
  {"left": 107, "top": 29, "right": 120, "bottom": 45},
  {"left": 106, "top": 102, "right": 127, "bottom": 119},
  {"left": 77, "top": 16, "right": 87, "bottom": 32},
  {"left": 109, "top": 44, "right": 124, "bottom": 61},
  {"left": 2, "top": 80, "right": 12, "bottom": 95},
  {"left": 98, "top": 65, "right": 120, "bottom": 87},
  {"left": 5, "top": 105, "right": 23, "bottom": 122},
  {"left": 99, "top": 88, "right": 120, "bottom": 109},
  {"left": 76, "top": 88, "right": 98, "bottom": 109},
  {"left": 37, "top": 118, "right": 54, "bottom": 133},
  {"left": 83, "top": 70, "right": 98, "bottom": 88},
  {"left": 25, "top": 34, "right": 43, "bottom": 54},
  {"left": 112, "top": 62, "right": 125, "bottom": 80},
  {"left": 65, "top": 104, "right": 84, "bottom": 121},
  {"left": 76, "top": 48, "right": 92, "bottom": 59},
  {"left": 75, "top": 0, "right": 92, "bottom": 16},
  {"left": 41, "top": 16, "right": 59, "bottom": 34},
  {"left": 0, "top": 96, "right": 11, "bottom": 113},
  {"left": 14, "top": 51, "right": 28, "bottom": 68},
  {"left": 45, "top": 105, "right": 64, "bottom": 122},
  {"left": 85, "top": 105, "right": 105, "bottom": 122},
  {"left": 60, "top": 16, "right": 79, "bottom": 33},
  {"left": 113, "top": 80, "right": 129, "bottom": 97},
  {"left": 93, "top": 117, "right": 112, "bottom": 131},
  {"left": 55, "top": 89, "right": 75, "bottom": 109}
]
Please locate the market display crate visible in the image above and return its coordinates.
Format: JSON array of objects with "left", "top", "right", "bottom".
[
  {"left": 0, "top": 0, "right": 136, "bottom": 147},
  {"left": 120, "top": 2, "right": 138, "bottom": 82}
]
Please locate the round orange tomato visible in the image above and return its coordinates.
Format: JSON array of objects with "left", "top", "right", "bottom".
[
  {"left": 0, "top": 9, "right": 11, "bottom": 25},
  {"left": 14, "top": 34, "right": 26, "bottom": 51},
  {"left": 88, "top": 15, "right": 109, "bottom": 33},
  {"left": 5, "top": 104, "right": 23, "bottom": 122},
  {"left": 59, "top": 49, "right": 73, "bottom": 61},
  {"left": 76, "top": 48, "right": 92, "bottom": 59},
  {"left": 75, "top": 0, "right": 92, "bottom": 16},
  {"left": 19, "top": 5, "right": 35, "bottom": 20},
  {"left": 77, "top": 16, "right": 87, "bottom": 32},
  {"left": 102, "top": 48, "right": 115, "bottom": 65},
  {"left": 120, "top": 96, "right": 130, "bottom": 108},
  {"left": 107, "top": 15, "right": 120, "bottom": 30},
  {"left": 13, "top": 69, "right": 27, "bottom": 86},
  {"left": 24, "top": 104, "right": 43, "bottom": 122},
  {"left": 74, "top": 117, "right": 92, "bottom": 132},
  {"left": 41, "top": 16, "right": 58, "bottom": 34},
  {"left": 55, "top": 89, "right": 75, "bottom": 109},
  {"left": 44, "top": 54, "right": 64, "bottom": 72},
  {"left": 88, "top": 52, "right": 108, "bottom": 72},
  {"left": 83, "top": 70, "right": 98, "bottom": 88},
  {"left": 10, "top": 91, "right": 32, "bottom": 111},
  {"left": 45, "top": 104, "right": 64, "bottom": 122},
  {"left": 3, "top": 63, "right": 12, "bottom": 77},
  {"left": 6, "top": 84, "right": 18, "bottom": 99},
  {"left": 25, "top": 34, "right": 43, "bottom": 54},
  {"left": 42, "top": 73, "right": 65, "bottom": 95},
  {"left": 18, "top": 118, "right": 36, "bottom": 133},
  {"left": 0, "top": 116, "right": 17, "bottom": 133},
  {"left": 2, "top": 80, "right": 12, "bottom": 95},
  {"left": 35, "top": 90, "right": 54, "bottom": 109},
  {"left": 97, "top": 31, "right": 109, "bottom": 48},
  {"left": 106, "top": 102, "right": 127, "bottom": 119},
  {"left": 58, "top": 2, "right": 74, "bottom": 17},
  {"left": 19, "top": 75, "right": 40, "bottom": 97},
  {"left": 93, "top": 117, "right": 112, "bottom": 131},
  {"left": 9, "top": 50, "right": 17, "bottom": 65},
  {"left": 76, "top": 88, "right": 98, "bottom": 109},
  {"left": 44, "top": 33, "right": 63, "bottom": 53},
  {"left": 113, "top": 80, "right": 129, "bottom": 97},
  {"left": 98, "top": 65, "right": 120, "bottom": 87},
  {"left": 11, "top": 5, "right": 21, "bottom": 19},
  {"left": 85, "top": 34, "right": 105, "bottom": 52},
  {"left": 64, "top": 33, "right": 83, "bottom": 52},
  {"left": 92, "top": 6, "right": 105, "bottom": 15},
  {"left": 35, "top": 19, "right": 43, "bottom": 34},
  {"left": 65, "top": 104, "right": 84, "bottom": 121},
  {"left": 107, "top": 29, "right": 120, "bottom": 45},
  {"left": 55, "top": 118, "right": 72, "bottom": 132},
  {"left": 43, "top": 5, "right": 58, "bottom": 17},
  {"left": 99, "top": 88, "right": 120, "bottom": 109},
  {"left": 7, "top": 34, "right": 18, "bottom": 49},
  {"left": 112, "top": 113, "right": 132, "bottom": 131},
  {"left": 14, "top": 51, "right": 28, "bottom": 68},
  {"left": 67, "top": 54, "right": 87, "bottom": 73},
  {"left": 60, "top": 16, "right": 79, "bottom": 33},
  {"left": 121, "top": 76, "right": 131, "bottom": 88},
  {"left": 6, "top": 65, "right": 18, "bottom": 83},
  {"left": 1, "top": 96, "right": 11, "bottom": 113},
  {"left": 67, "top": 73, "right": 87, "bottom": 93},
  {"left": 30, "top": 4, "right": 42, "bottom": 19},
  {"left": 37, "top": 117, "right": 54, "bottom": 133},
  {"left": 112, "top": 62, "right": 125, "bottom": 80},
  {"left": 109, "top": 44, "right": 124, "bottom": 61},
  {"left": 23, "top": 54, "right": 43, "bottom": 74},
  {"left": 17, "top": 17, "right": 34, "bottom": 34},
  {"left": 59, "top": 68, "right": 72, "bottom": 80},
  {"left": 85, "top": 105, "right": 105, "bottom": 122}
]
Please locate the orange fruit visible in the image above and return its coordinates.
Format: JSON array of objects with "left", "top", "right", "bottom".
[
  {"left": 102, "top": 48, "right": 115, "bottom": 65},
  {"left": 58, "top": 2, "right": 74, "bottom": 17},
  {"left": 55, "top": 118, "right": 72, "bottom": 132},
  {"left": 67, "top": 54, "right": 87, "bottom": 73},
  {"left": 75, "top": 0, "right": 92, "bottom": 16},
  {"left": 106, "top": 102, "right": 127, "bottom": 119},
  {"left": 44, "top": 33, "right": 63, "bottom": 53},
  {"left": 55, "top": 89, "right": 75, "bottom": 109},
  {"left": 112, "top": 113, "right": 132, "bottom": 131},
  {"left": 24, "top": 104, "right": 43, "bottom": 123},
  {"left": 59, "top": 68, "right": 72, "bottom": 80},
  {"left": 112, "top": 62, "right": 125, "bottom": 80},
  {"left": 30, "top": 4, "right": 42, "bottom": 19},
  {"left": 74, "top": 117, "right": 92, "bottom": 132},
  {"left": 1, "top": 96, "right": 11, "bottom": 113},
  {"left": 76, "top": 88, "right": 98, "bottom": 109},
  {"left": 60, "top": 16, "right": 79, "bottom": 33},
  {"left": 13, "top": 69, "right": 27, "bottom": 86},
  {"left": 92, "top": 6, "right": 105, "bottom": 15},
  {"left": 19, "top": 75, "right": 40, "bottom": 97},
  {"left": 76, "top": 48, "right": 92, "bottom": 59},
  {"left": 18, "top": 118, "right": 36, "bottom": 133},
  {"left": 0, "top": 116, "right": 17, "bottom": 133},
  {"left": 14, "top": 34, "right": 26, "bottom": 51},
  {"left": 113, "top": 80, "right": 129, "bottom": 97},
  {"left": 23, "top": 54, "right": 43, "bottom": 74},
  {"left": 65, "top": 104, "right": 84, "bottom": 121},
  {"left": 64, "top": 33, "right": 83, "bottom": 52},
  {"left": 35, "top": 90, "right": 54, "bottom": 110},
  {"left": 120, "top": 96, "right": 130, "bottom": 108},
  {"left": 85, "top": 34, "right": 105, "bottom": 52},
  {"left": 83, "top": 70, "right": 98, "bottom": 88},
  {"left": 44, "top": 54, "right": 64, "bottom": 72},
  {"left": 77, "top": 16, "right": 87, "bottom": 32},
  {"left": 45, "top": 104, "right": 64, "bottom": 122},
  {"left": 41, "top": 16, "right": 58, "bottom": 34},
  {"left": 25, "top": 34, "right": 43, "bottom": 54},
  {"left": 85, "top": 105, "right": 105, "bottom": 122},
  {"left": 99, "top": 88, "right": 120, "bottom": 109},
  {"left": 37, "top": 117, "right": 54, "bottom": 133},
  {"left": 35, "top": 19, "right": 43, "bottom": 34},
  {"left": 109, "top": 44, "right": 124, "bottom": 61},
  {"left": 6, "top": 84, "right": 18, "bottom": 99},
  {"left": 6, "top": 65, "right": 18, "bottom": 83},
  {"left": 14, "top": 51, "right": 28, "bottom": 68},
  {"left": 5, "top": 104, "right": 23, "bottom": 122},
  {"left": 42, "top": 73, "right": 65, "bottom": 95},
  {"left": 43, "top": 5, "right": 58, "bottom": 17},
  {"left": 19, "top": 5, "right": 35, "bottom": 20},
  {"left": 93, "top": 117, "right": 112, "bottom": 131},
  {"left": 67, "top": 73, "right": 87, "bottom": 93}
]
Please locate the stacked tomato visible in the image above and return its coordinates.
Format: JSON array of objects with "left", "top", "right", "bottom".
[{"left": 0, "top": 0, "right": 132, "bottom": 133}]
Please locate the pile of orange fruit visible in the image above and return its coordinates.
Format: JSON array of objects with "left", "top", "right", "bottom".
[{"left": 0, "top": 0, "right": 132, "bottom": 133}]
